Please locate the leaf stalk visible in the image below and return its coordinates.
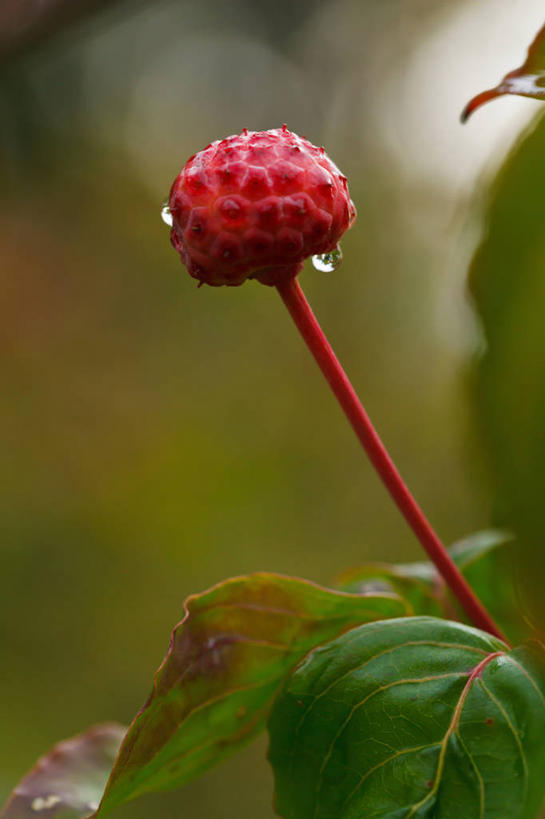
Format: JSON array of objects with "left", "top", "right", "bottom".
[{"left": 276, "top": 276, "right": 507, "bottom": 643}]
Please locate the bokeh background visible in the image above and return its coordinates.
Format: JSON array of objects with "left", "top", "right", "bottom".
[{"left": 1, "top": 1, "right": 544, "bottom": 816}]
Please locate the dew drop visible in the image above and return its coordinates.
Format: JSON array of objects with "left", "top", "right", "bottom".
[
  {"left": 161, "top": 202, "right": 173, "bottom": 227},
  {"left": 312, "top": 245, "right": 343, "bottom": 272}
]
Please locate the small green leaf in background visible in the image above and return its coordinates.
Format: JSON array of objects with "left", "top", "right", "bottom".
[
  {"left": 336, "top": 530, "right": 526, "bottom": 643},
  {"left": 95, "top": 573, "right": 407, "bottom": 816},
  {"left": 470, "top": 111, "right": 545, "bottom": 636},
  {"left": 462, "top": 22, "right": 545, "bottom": 121},
  {"left": 448, "top": 530, "right": 527, "bottom": 642},
  {"left": 269, "top": 616, "right": 545, "bottom": 819},
  {"left": 335, "top": 554, "right": 444, "bottom": 617},
  {"left": 1, "top": 723, "right": 125, "bottom": 819}
]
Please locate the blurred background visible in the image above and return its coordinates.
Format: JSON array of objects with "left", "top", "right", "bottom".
[{"left": 1, "top": 1, "right": 544, "bottom": 816}]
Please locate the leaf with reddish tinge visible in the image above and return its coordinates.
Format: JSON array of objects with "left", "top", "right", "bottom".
[
  {"left": 96, "top": 573, "right": 407, "bottom": 815},
  {"left": 1, "top": 723, "right": 126, "bottom": 819},
  {"left": 269, "top": 617, "right": 545, "bottom": 818},
  {"left": 462, "top": 22, "right": 545, "bottom": 121}
]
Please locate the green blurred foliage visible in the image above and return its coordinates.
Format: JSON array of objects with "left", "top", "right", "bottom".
[
  {"left": 471, "top": 111, "right": 545, "bottom": 636},
  {"left": 1, "top": 0, "right": 540, "bottom": 816}
]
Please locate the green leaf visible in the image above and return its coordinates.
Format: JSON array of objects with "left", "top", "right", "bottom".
[
  {"left": 470, "top": 113, "right": 545, "bottom": 633},
  {"left": 448, "top": 531, "right": 527, "bottom": 642},
  {"left": 0, "top": 724, "right": 126, "bottom": 819},
  {"left": 268, "top": 616, "right": 545, "bottom": 818},
  {"left": 96, "top": 573, "right": 407, "bottom": 816},
  {"left": 335, "top": 557, "right": 443, "bottom": 618},
  {"left": 462, "top": 23, "right": 545, "bottom": 121},
  {"left": 336, "top": 530, "right": 525, "bottom": 641}
]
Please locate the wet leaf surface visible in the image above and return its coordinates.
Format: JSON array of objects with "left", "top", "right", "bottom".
[
  {"left": 1, "top": 724, "right": 125, "bottom": 819},
  {"left": 96, "top": 573, "right": 407, "bottom": 815},
  {"left": 268, "top": 617, "right": 545, "bottom": 818},
  {"left": 462, "top": 22, "right": 545, "bottom": 121}
]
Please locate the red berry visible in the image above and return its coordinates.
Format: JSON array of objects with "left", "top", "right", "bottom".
[{"left": 168, "top": 126, "right": 356, "bottom": 287}]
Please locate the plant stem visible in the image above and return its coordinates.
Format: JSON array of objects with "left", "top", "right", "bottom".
[{"left": 276, "top": 276, "right": 506, "bottom": 643}]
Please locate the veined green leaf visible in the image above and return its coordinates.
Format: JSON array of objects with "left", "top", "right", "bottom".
[
  {"left": 269, "top": 617, "right": 545, "bottom": 818},
  {"left": 95, "top": 573, "right": 407, "bottom": 815},
  {"left": 0, "top": 724, "right": 125, "bottom": 819}
]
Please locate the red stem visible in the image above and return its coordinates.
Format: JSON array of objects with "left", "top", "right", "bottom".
[{"left": 276, "top": 276, "right": 506, "bottom": 643}]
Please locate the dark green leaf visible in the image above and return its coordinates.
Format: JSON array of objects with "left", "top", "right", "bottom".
[
  {"left": 96, "top": 573, "right": 407, "bottom": 816},
  {"left": 0, "top": 724, "right": 125, "bottom": 819},
  {"left": 470, "top": 114, "right": 545, "bottom": 634},
  {"left": 448, "top": 531, "right": 527, "bottom": 643},
  {"left": 336, "top": 530, "right": 525, "bottom": 641},
  {"left": 462, "top": 23, "right": 545, "bottom": 121},
  {"left": 269, "top": 617, "right": 545, "bottom": 818}
]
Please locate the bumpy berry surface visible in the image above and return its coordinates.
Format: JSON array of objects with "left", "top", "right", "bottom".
[{"left": 168, "top": 126, "right": 356, "bottom": 287}]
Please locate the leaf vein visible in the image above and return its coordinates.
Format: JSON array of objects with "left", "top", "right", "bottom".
[
  {"left": 503, "top": 656, "right": 545, "bottom": 710},
  {"left": 312, "top": 673, "right": 465, "bottom": 816},
  {"left": 405, "top": 652, "right": 504, "bottom": 817},
  {"left": 479, "top": 679, "right": 528, "bottom": 802},
  {"left": 338, "top": 742, "right": 442, "bottom": 814},
  {"left": 291, "top": 640, "right": 488, "bottom": 755},
  {"left": 456, "top": 730, "right": 485, "bottom": 819}
]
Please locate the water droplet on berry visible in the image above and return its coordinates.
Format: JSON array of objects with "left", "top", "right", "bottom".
[
  {"left": 161, "top": 202, "right": 173, "bottom": 227},
  {"left": 312, "top": 246, "right": 343, "bottom": 272}
]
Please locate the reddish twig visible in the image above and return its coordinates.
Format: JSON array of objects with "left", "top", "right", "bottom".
[{"left": 276, "top": 276, "right": 507, "bottom": 643}]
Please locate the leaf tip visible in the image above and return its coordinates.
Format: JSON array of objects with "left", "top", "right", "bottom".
[
  {"left": 461, "top": 88, "right": 505, "bottom": 123},
  {"left": 460, "top": 102, "right": 473, "bottom": 124}
]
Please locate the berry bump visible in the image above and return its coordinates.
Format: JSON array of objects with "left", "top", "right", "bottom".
[{"left": 167, "top": 125, "right": 356, "bottom": 287}]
